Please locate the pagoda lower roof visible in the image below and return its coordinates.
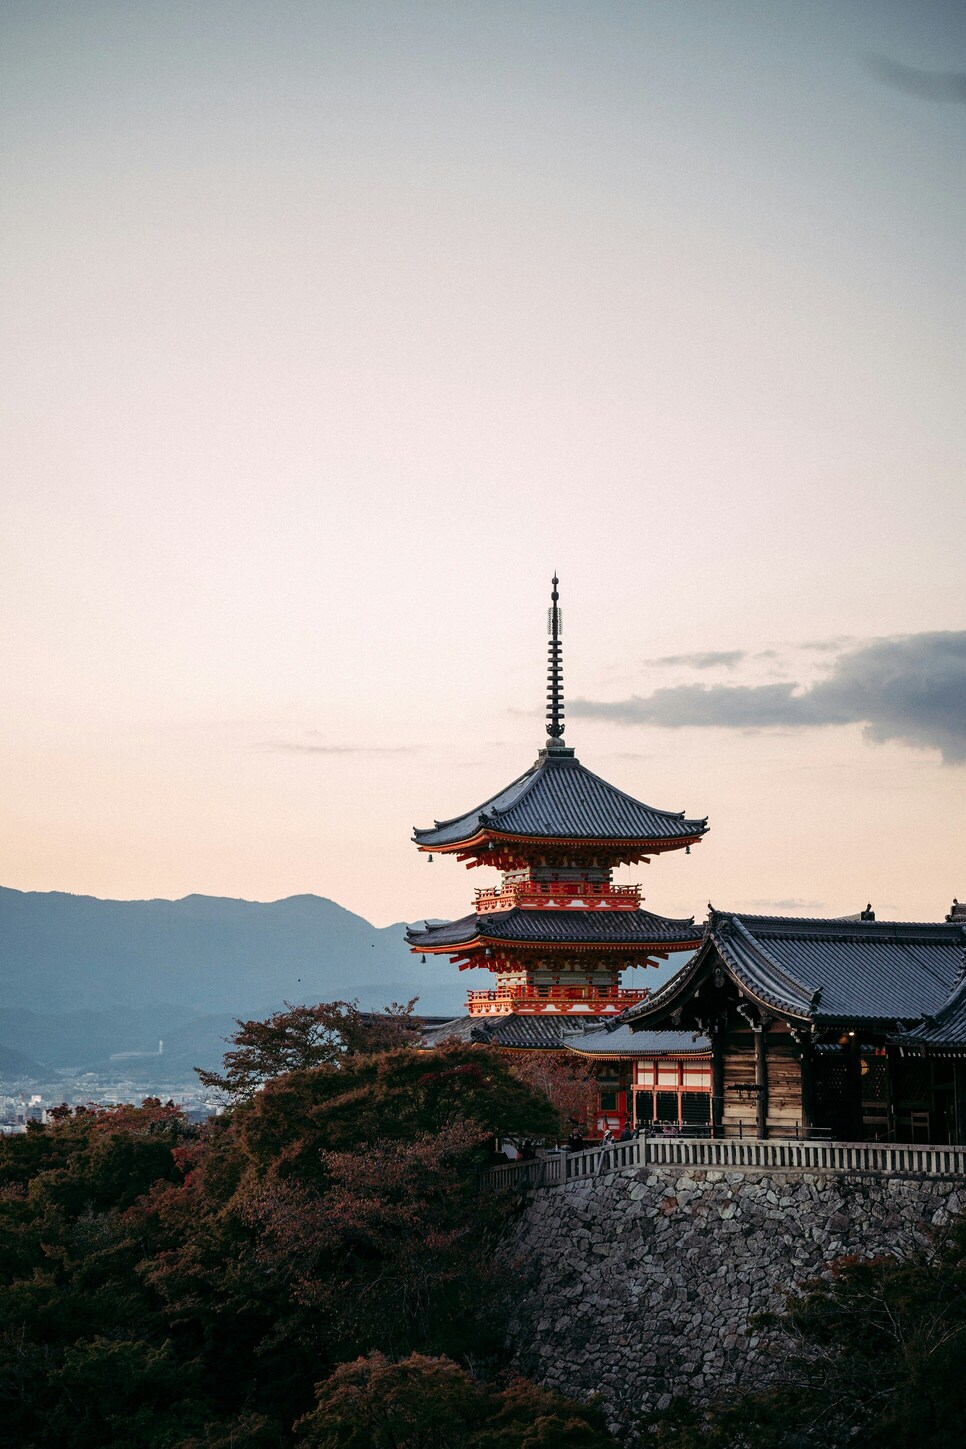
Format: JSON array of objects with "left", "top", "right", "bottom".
[
  {"left": 412, "top": 746, "right": 707, "bottom": 852},
  {"left": 419, "top": 1015, "right": 709, "bottom": 1054},
  {"left": 406, "top": 907, "right": 703, "bottom": 952},
  {"left": 420, "top": 1014, "right": 602, "bottom": 1049}
]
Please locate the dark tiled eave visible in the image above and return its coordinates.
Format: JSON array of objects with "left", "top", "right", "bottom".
[
  {"left": 413, "top": 749, "right": 707, "bottom": 852},
  {"left": 565, "top": 1024, "right": 711, "bottom": 1058},
  {"left": 898, "top": 972, "right": 966, "bottom": 1053},
  {"left": 420, "top": 1014, "right": 610, "bottom": 1050},
  {"left": 406, "top": 907, "right": 703, "bottom": 953},
  {"left": 620, "top": 911, "right": 966, "bottom": 1034}
]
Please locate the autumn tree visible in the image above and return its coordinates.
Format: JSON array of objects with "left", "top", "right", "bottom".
[
  {"left": 295, "top": 1351, "right": 621, "bottom": 1449},
  {"left": 0, "top": 1013, "right": 573, "bottom": 1448},
  {"left": 195, "top": 998, "right": 419, "bottom": 1101},
  {"left": 506, "top": 1049, "right": 599, "bottom": 1138}
]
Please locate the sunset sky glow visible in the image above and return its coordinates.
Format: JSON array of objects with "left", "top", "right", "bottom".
[{"left": 2, "top": 0, "right": 964, "bottom": 928}]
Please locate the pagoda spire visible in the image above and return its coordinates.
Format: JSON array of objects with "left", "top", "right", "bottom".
[{"left": 546, "top": 574, "right": 565, "bottom": 745}]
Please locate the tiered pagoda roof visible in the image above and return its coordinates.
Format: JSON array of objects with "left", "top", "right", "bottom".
[
  {"left": 407, "top": 906, "right": 703, "bottom": 955},
  {"left": 412, "top": 745, "right": 708, "bottom": 857},
  {"left": 409, "top": 575, "right": 708, "bottom": 1029}
]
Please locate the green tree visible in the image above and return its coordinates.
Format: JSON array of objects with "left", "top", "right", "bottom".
[{"left": 196, "top": 999, "right": 420, "bottom": 1102}]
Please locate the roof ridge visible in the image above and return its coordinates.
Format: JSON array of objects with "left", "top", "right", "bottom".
[
  {"left": 417, "top": 759, "right": 540, "bottom": 833},
  {"left": 558, "top": 755, "right": 706, "bottom": 826},
  {"left": 481, "top": 753, "right": 550, "bottom": 823},
  {"left": 726, "top": 916, "right": 821, "bottom": 1009},
  {"left": 740, "top": 912, "right": 959, "bottom": 934},
  {"left": 621, "top": 944, "right": 708, "bottom": 1019}
]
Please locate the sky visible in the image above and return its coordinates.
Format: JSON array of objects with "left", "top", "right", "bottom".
[{"left": 2, "top": 0, "right": 964, "bottom": 931}]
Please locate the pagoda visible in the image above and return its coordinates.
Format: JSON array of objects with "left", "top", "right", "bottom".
[{"left": 407, "top": 578, "right": 708, "bottom": 1036}]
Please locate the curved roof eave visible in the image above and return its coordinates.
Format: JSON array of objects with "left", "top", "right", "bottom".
[
  {"left": 412, "top": 759, "right": 543, "bottom": 845},
  {"left": 407, "top": 907, "right": 703, "bottom": 952},
  {"left": 413, "top": 751, "right": 708, "bottom": 851}
]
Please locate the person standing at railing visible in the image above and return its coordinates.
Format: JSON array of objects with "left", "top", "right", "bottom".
[
  {"left": 618, "top": 1121, "right": 634, "bottom": 1143},
  {"left": 566, "top": 1129, "right": 584, "bottom": 1153}
]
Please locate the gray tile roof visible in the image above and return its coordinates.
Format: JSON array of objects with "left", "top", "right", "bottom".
[
  {"left": 406, "top": 907, "right": 702, "bottom": 951},
  {"left": 565, "top": 1024, "right": 710, "bottom": 1057},
  {"left": 620, "top": 911, "right": 966, "bottom": 1031},
  {"left": 420, "top": 1013, "right": 605, "bottom": 1049},
  {"left": 413, "top": 749, "right": 707, "bottom": 850},
  {"left": 900, "top": 973, "right": 966, "bottom": 1051}
]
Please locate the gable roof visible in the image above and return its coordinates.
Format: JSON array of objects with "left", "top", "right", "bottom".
[
  {"left": 620, "top": 911, "right": 966, "bottom": 1031},
  {"left": 412, "top": 748, "right": 707, "bottom": 851}
]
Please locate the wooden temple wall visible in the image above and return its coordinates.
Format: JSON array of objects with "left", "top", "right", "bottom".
[
  {"left": 719, "top": 1022, "right": 804, "bottom": 1138},
  {"left": 720, "top": 1029, "right": 755, "bottom": 1136},
  {"left": 763, "top": 1024, "right": 804, "bottom": 1136}
]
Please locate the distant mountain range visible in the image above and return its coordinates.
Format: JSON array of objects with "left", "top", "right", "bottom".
[{"left": 0, "top": 887, "right": 464, "bottom": 1081}]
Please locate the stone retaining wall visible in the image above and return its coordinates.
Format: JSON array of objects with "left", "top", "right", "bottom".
[{"left": 506, "top": 1163, "right": 964, "bottom": 1439}]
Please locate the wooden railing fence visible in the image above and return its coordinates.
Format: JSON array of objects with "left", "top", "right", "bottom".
[{"left": 477, "top": 1135, "right": 966, "bottom": 1191}]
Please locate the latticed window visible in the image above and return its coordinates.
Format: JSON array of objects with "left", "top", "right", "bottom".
[{"left": 631, "top": 1058, "right": 712, "bottom": 1125}]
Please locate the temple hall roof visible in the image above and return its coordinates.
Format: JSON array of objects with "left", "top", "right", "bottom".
[
  {"left": 620, "top": 911, "right": 966, "bottom": 1031},
  {"left": 565, "top": 1024, "right": 710, "bottom": 1058},
  {"left": 406, "top": 906, "right": 703, "bottom": 952},
  {"left": 899, "top": 974, "right": 966, "bottom": 1053},
  {"left": 412, "top": 747, "right": 708, "bottom": 852}
]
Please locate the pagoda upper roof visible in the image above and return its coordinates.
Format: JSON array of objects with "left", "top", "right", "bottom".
[
  {"left": 412, "top": 745, "right": 708, "bottom": 852},
  {"left": 406, "top": 906, "right": 702, "bottom": 952}
]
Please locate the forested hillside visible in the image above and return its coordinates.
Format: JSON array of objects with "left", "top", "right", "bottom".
[{"left": 0, "top": 1007, "right": 620, "bottom": 1448}]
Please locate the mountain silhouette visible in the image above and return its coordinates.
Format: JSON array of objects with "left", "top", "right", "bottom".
[{"left": 0, "top": 887, "right": 462, "bottom": 1019}]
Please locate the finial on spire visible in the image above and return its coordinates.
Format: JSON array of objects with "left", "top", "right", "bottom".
[{"left": 546, "top": 574, "right": 565, "bottom": 745}]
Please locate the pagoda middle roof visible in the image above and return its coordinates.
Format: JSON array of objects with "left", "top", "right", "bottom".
[
  {"left": 406, "top": 906, "right": 702, "bottom": 952},
  {"left": 412, "top": 747, "right": 708, "bottom": 851}
]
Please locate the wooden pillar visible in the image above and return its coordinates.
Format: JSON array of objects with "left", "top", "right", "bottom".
[
  {"left": 845, "top": 1033, "right": 863, "bottom": 1140},
  {"left": 711, "top": 1026, "right": 724, "bottom": 1138},
  {"left": 755, "top": 1025, "right": 768, "bottom": 1139},
  {"left": 798, "top": 1033, "right": 815, "bottom": 1137},
  {"left": 885, "top": 1043, "right": 900, "bottom": 1142},
  {"left": 953, "top": 1060, "right": 966, "bottom": 1147}
]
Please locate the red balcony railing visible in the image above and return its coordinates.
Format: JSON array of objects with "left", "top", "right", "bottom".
[
  {"left": 466, "top": 985, "right": 650, "bottom": 1016},
  {"left": 474, "top": 881, "right": 640, "bottom": 913}
]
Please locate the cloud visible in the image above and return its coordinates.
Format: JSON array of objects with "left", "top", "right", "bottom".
[
  {"left": 648, "top": 650, "right": 746, "bottom": 670},
  {"left": 260, "top": 742, "right": 419, "bottom": 755},
  {"left": 571, "top": 632, "right": 966, "bottom": 764},
  {"left": 744, "top": 899, "right": 827, "bottom": 913},
  {"left": 869, "top": 55, "right": 966, "bottom": 104},
  {"left": 800, "top": 635, "right": 855, "bottom": 653}
]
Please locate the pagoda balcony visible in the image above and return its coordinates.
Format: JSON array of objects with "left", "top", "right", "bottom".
[
  {"left": 466, "top": 984, "right": 650, "bottom": 1016},
  {"left": 474, "top": 881, "right": 641, "bottom": 914}
]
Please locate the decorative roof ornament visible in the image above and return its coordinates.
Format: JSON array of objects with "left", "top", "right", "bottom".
[{"left": 546, "top": 573, "right": 565, "bottom": 747}]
